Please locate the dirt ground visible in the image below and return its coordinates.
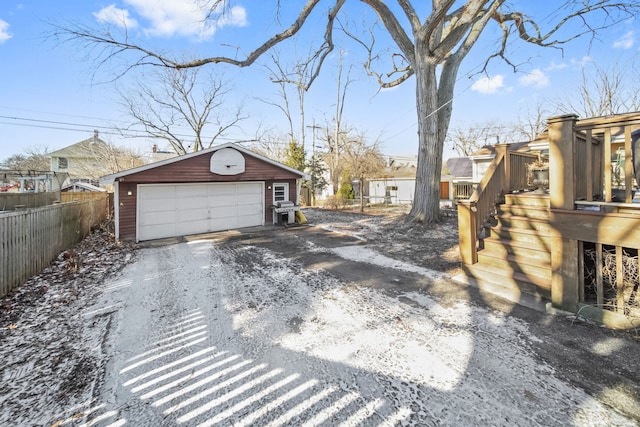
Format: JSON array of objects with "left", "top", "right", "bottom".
[
  {"left": 301, "top": 207, "right": 461, "bottom": 275},
  {"left": 1, "top": 207, "right": 639, "bottom": 426}
]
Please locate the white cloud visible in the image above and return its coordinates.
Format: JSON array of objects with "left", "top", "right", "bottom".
[
  {"left": 0, "top": 18, "right": 12, "bottom": 43},
  {"left": 518, "top": 69, "right": 549, "bottom": 88},
  {"left": 471, "top": 75, "right": 504, "bottom": 94},
  {"left": 571, "top": 56, "right": 592, "bottom": 67},
  {"left": 613, "top": 31, "right": 635, "bottom": 49},
  {"left": 218, "top": 5, "right": 247, "bottom": 28},
  {"left": 123, "top": 0, "right": 247, "bottom": 40},
  {"left": 93, "top": 4, "right": 138, "bottom": 28},
  {"left": 546, "top": 61, "right": 567, "bottom": 71}
]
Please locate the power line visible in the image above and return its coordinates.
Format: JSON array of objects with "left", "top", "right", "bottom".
[
  {"left": 0, "top": 105, "right": 131, "bottom": 124},
  {"left": 0, "top": 114, "right": 246, "bottom": 144}
]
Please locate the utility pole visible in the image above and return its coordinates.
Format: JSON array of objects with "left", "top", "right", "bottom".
[{"left": 307, "top": 120, "right": 322, "bottom": 206}]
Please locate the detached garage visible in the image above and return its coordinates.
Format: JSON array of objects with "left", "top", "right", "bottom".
[{"left": 101, "top": 143, "right": 308, "bottom": 242}]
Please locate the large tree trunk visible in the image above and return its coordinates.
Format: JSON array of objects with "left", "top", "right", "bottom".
[{"left": 409, "top": 60, "right": 444, "bottom": 223}]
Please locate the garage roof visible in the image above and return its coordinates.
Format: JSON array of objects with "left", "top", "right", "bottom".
[{"left": 100, "top": 142, "right": 310, "bottom": 185}]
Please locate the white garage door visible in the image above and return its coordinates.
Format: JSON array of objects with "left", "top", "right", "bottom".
[{"left": 137, "top": 182, "right": 264, "bottom": 241}]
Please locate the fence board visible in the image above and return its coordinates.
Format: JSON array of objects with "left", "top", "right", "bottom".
[{"left": 0, "top": 195, "right": 109, "bottom": 297}]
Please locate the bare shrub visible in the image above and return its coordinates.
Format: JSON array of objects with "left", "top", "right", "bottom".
[{"left": 323, "top": 195, "right": 346, "bottom": 210}]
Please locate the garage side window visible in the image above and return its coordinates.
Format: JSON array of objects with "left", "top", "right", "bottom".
[{"left": 273, "top": 183, "right": 289, "bottom": 203}]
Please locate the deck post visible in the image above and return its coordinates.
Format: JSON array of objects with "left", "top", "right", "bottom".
[
  {"left": 494, "top": 143, "right": 510, "bottom": 192},
  {"left": 548, "top": 114, "right": 580, "bottom": 311},
  {"left": 457, "top": 200, "right": 478, "bottom": 265},
  {"left": 548, "top": 114, "right": 578, "bottom": 210}
]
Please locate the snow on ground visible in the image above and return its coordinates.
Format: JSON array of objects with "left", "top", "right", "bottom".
[
  {"left": 9, "top": 239, "right": 631, "bottom": 425},
  {"left": 0, "top": 211, "right": 637, "bottom": 426},
  {"left": 0, "top": 228, "right": 136, "bottom": 426}
]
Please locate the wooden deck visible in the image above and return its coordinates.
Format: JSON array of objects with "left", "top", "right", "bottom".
[{"left": 458, "top": 112, "right": 640, "bottom": 328}]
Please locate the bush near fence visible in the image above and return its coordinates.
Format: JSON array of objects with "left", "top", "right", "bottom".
[{"left": 0, "top": 194, "right": 109, "bottom": 297}]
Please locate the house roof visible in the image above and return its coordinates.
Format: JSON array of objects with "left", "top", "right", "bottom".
[
  {"left": 100, "top": 142, "right": 310, "bottom": 185},
  {"left": 62, "top": 182, "right": 107, "bottom": 192},
  {"left": 469, "top": 140, "right": 532, "bottom": 157},
  {"left": 445, "top": 157, "right": 472, "bottom": 178},
  {"left": 48, "top": 133, "right": 110, "bottom": 158}
]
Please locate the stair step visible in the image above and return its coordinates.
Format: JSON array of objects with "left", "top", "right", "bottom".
[
  {"left": 464, "top": 263, "right": 552, "bottom": 301},
  {"left": 477, "top": 252, "right": 551, "bottom": 281},
  {"left": 485, "top": 225, "right": 553, "bottom": 245},
  {"left": 490, "top": 214, "right": 553, "bottom": 233},
  {"left": 497, "top": 204, "right": 550, "bottom": 220},
  {"left": 504, "top": 193, "right": 550, "bottom": 208},
  {"left": 481, "top": 237, "right": 551, "bottom": 263}
]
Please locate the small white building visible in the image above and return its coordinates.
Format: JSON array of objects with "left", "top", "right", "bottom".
[{"left": 368, "top": 177, "right": 416, "bottom": 205}]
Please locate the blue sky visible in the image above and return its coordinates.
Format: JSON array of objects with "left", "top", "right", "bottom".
[{"left": 0, "top": 1, "right": 638, "bottom": 163}]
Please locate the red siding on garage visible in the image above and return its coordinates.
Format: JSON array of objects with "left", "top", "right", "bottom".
[
  {"left": 120, "top": 154, "right": 300, "bottom": 183},
  {"left": 118, "top": 182, "right": 139, "bottom": 241},
  {"left": 116, "top": 150, "right": 303, "bottom": 240},
  {"left": 264, "top": 179, "right": 299, "bottom": 224}
]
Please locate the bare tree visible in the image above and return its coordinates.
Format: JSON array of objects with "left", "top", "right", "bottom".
[
  {"left": 313, "top": 49, "right": 356, "bottom": 195},
  {"left": 58, "top": 1, "right": 639, "bottom": 222},
  {"left": 120, "top": 67, "right": 246, "bottom": 155},
  {"left": 553, "top": 60, "right": 640, "bottom": 118},
  {"left": 342, "top": 134, "right": 386, "bottom": 212},
  {"left": 249, "top": 132, "right": 288, "bottom": 163},
  {"left": 0, "top": 145, "right": 50, "bottom": 171},
  {"left": 515, "top": 102, "right": 549, "bottom": 142},
  {"left": 447, "top": 120, "right": 531, "bottom": 157},
  {"left": 72, "top": 140, "right": 145, "bottom": 181},
  {"left": 259, "top": 49, "right": 317, "bottom": 149}
]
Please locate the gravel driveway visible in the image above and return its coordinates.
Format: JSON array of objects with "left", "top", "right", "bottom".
[{"left": 2, "top": 209, "right": 640, "bottom": 426}]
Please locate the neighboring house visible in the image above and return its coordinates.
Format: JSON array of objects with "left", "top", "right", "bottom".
[
  {"left": 61, "top": 182, "right": 107, "bottom": 192},
  {"left": 469, "top": 140, "right": 531, "bottom": 183},
  {"left": 368, "top": 160, "right": 416, "bottom": 205},
  {"left": 100, "top": 142, "right": 309, "bottom": 242},
  {"left": 445, "top": 157, "right": 473, "bottom": 181},
  {"left": 144, "top": 144, "right": 178, "bottom": 163},
  {"left": 49, "top": 131, "right": 142, "bottom": 185},
  {"left": 368, "top": 156, "right": 465, "bottom": 205}
]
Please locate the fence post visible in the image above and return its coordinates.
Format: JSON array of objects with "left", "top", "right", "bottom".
[
  {"left": 548, "top": 114, "right": 580, "bottom": 311},
  {"left": 457, "top": 200, "right": 477, "bottom": 265}
]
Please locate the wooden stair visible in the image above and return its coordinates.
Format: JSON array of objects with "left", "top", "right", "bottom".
[{"left": 464, "top": 193, "right": 552, "bottom": 303}]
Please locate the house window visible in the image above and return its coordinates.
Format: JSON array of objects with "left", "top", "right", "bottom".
[
  {"left": 273, "top": 183, "right": 289, "bottom": 203},
  {"left": 58, "top": 157, "right": 68, "bottom": 169}
]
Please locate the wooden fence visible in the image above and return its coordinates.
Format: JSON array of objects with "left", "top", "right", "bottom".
[
  {"left": 60, "top": 192, "right": 108, "bottom": 203},
  {"left": 0, "top": 193, "right": 58, "bottom": 211},
  {"left": 0, "top": 194, "right": 109, "bottom": 297}
]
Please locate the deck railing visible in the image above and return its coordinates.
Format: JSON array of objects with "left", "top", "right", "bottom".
[
  {"left": 453, "top": 182, "right": 476, "bottom": 200},
  {"left": 574, "top": 112, "right": 640, "bottom": 202},
  {"left": 458, "top": 145, "right": 508, "bottom": 264},
  {"left": 458, "top": 144, "right": 542, "bottom": 264},
  {"left": 509, "top": 151, "right": 538, "bottom": 192},
  {"left": 547, "top": 113, "right": 640, "bottom": 318}
]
